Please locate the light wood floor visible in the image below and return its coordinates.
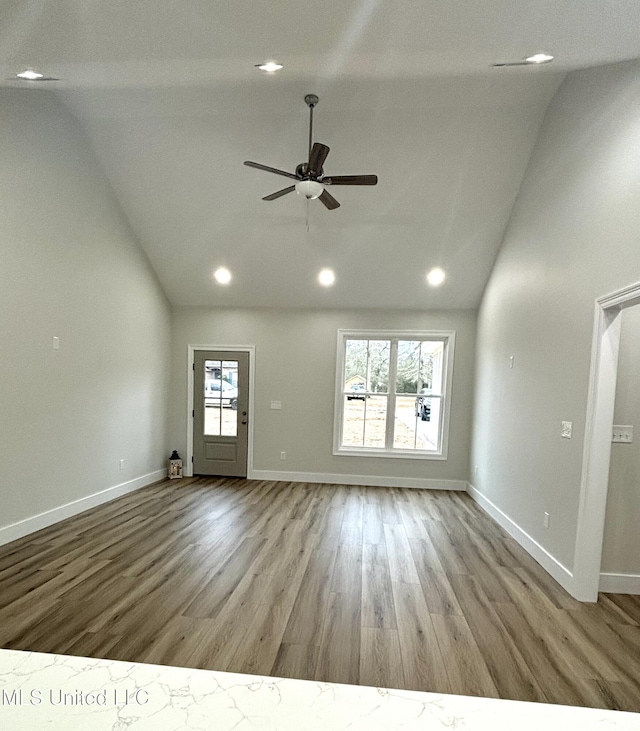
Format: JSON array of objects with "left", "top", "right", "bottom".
[{"left": 1, "top": 478, "right": 640, "bottom": 711}]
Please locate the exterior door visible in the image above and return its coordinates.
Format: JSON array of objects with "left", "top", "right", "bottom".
[{"left": 193, "top": 350, "right": 249, "bottom": 476}]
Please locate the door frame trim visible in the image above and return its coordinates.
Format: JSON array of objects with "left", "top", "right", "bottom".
[
  {"left": 186, "top": 344, "right": 256, "bottom": 478},
  {"left": 573, "top": 281, "right": 640, "bottom": 600}
]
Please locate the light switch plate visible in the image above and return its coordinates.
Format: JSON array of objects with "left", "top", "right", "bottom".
[
  {"left": 612, "top": 425, "right": 633, "bottom": 443},
  {"left": 561, "top": 421, "right": 572, "bottom": 439}
]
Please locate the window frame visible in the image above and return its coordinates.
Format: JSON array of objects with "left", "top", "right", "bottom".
[{"left": 333, "top": 329, "right": 456, "bottom": 460}]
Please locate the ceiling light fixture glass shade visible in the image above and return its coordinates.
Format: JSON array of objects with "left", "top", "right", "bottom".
[
  {"left": 525, "top": 53, "right": 554, "bottom": 64},
  {"left": 295, "top": 180, "right": 324, "bottom": 199}
]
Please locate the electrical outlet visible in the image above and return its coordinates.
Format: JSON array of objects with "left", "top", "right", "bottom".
[
  {"left": 561, "top": 421, "right": 572, "bottom": 439},
  {"left": 543, "top": 512, "right": 550, "bottom": 529},
  {"left": 612, "top": 425, "right": 633, "bottom": 443},
  {"left": 280, "top": 451, "right": 286, "bottom": 460},
  {"left": 474, "top": 465, "right": 478, "bottom": 476},
  {"left": 119, "top": 459, "right": 125, "bottom": 470},
  {"left": 271, "top": 401, "right": 282, "bottom": 410}
]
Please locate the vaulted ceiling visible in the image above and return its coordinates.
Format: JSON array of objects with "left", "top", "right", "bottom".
[{"left": 3, "top": 1, "right": 640, "bottom": 309}]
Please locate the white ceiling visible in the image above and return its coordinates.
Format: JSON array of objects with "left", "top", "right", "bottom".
[{"left": 3, "top": 1, "right": 640, "bottom": 309}]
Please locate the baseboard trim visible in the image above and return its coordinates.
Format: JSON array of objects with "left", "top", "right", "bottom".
[
  {"left": 249, "top": 470, "right": 466, "bottom": 491},
  {"left": 0, "top": 469, "right": 167, "bottom": 548},
  {"left": 466, "top": 482, "right": 576, "bottom": 597},
  {"left": 599, "top": 572, "right": 640, "bottom": 595}
]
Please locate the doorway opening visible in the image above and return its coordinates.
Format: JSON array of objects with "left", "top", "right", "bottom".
[{"left": 573, "top": 282, "right": 640, "bottom": 601}]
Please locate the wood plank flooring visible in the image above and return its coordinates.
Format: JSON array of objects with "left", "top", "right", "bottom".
[{"left": 1, "top": 477, "right": 640, "bottom": 711}]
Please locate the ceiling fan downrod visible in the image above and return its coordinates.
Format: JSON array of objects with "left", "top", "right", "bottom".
[{"left": 305, "top": 94, "right": 319, "bottom": 164}]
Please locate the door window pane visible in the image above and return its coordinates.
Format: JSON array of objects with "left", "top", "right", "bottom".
[
  {"left": 204, "top": 360, "right": 222, "bottom": 436},
  {"left": 222, "top": 360, "right": 238, "bottom": 387},
  {"left": 221, "top": 361, "right": 239, "bottom": 437},
  {"left": 203, "top": 359, "right": 239, "bottom": 436}
]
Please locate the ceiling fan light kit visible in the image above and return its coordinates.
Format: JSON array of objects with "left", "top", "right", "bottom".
[
  {"left": 295, "top": 180, "right": 324, "bottom": 200},
  {"left": 243, "top": 94, "right": 378, "bottom": 210}
]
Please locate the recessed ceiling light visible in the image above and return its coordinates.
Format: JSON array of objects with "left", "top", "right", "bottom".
[
  {"left": 213, "top": 267, "right": 232, "bottom": 285},
  {"left": 426, "top": 267, "right": 446, "bottom": 287},
  {"left": 16, "top": 69, "right": 44, "bottom": 80},
  {"left": 493, "top": 53, "right": 554, "bottom": 68},
  {"left": 318, "top": 268, "right": 335, "bottom": 287},
  {"left": 525, "top": 53, "right": 554, "bottom": 64},
  {"left": 255, "top": 62, "right": 283, "bottom": 73}
]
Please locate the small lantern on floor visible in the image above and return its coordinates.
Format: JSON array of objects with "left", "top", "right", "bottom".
[{"left": 168, "top": 450, "right": 183, "bottom": 479}]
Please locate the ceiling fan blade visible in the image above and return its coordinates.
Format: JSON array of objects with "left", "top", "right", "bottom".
[
  {"left": 323, "top": 175, "right": 378, "bottom": 186},
  {"left": 319, "top": 189, "right": 340, "bottom": 210},
  {"left": 308, "top": 143, "right": 330, "bottom": 175},
  {"left": 262, "top": 185, "right": 296, "bottom": 201},
  {"left": 244, "top": 161, "right": 299, "bottom": 180}
]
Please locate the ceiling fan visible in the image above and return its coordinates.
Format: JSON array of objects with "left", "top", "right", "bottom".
[{"left": 244, "top": 94, "right": 378, "bottom": 210}]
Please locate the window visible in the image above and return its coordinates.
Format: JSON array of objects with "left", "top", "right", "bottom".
[
  {"left": 333, "top": 330, "right": 455, "bottom": 459},
  {"left": 203, "top": 360, "right": 239, "bottom": 436}
]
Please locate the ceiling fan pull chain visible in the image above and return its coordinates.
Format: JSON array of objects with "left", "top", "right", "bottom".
[{"left": 306, "top": 199, "right": 310, "bottom": 232}]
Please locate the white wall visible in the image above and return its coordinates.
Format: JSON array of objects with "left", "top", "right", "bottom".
[
  {"left": 601, "top": 305, "right": 640, "bottom": 575},
  {"left": 0, "top": 89, "right": 171, "bottom": 538},
  {"left": 471, "top": 60, "right": 640, "bottom": 573},
  {"left": 170, "top": 307, "right": 475, "bottom": 485}
]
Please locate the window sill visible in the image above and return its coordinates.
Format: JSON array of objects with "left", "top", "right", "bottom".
[{"left": 333, "top": 447, "right": 447, "bottom": 461}]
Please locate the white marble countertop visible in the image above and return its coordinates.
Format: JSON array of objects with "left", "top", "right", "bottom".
[{"left": 0, "top": 649, "right": 638, "bottom": 730}]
